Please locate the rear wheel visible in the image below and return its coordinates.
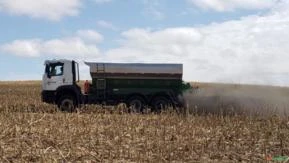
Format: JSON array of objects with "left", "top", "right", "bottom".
[
  {"left": 58, "top": 95, "right": 76, "bottom": 112},
  {"left": 152, "top": 96, "right": 170, "bottom": 113},
  {"left": 127, "top": 96, "right": 146, "bottom": 113}
]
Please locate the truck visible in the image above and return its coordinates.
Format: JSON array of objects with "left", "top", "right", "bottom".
[{"left": 41, "top": 59, "right": 190, "bottom": 112}]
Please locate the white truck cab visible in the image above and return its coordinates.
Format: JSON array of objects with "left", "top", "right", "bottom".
[
  {"left": 41, "top": 59, "right": 81, "bottom": 111},
  {"left": 42, "top": 59, "right": 75, "bottom": 91}
]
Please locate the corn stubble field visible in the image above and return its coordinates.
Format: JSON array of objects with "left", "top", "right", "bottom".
[{"left": 0, "top": 81, "right": 289, "bottom": 162}]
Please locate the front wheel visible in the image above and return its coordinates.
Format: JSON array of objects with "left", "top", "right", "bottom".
[{"left": 58, "top": 95, "right": 76, "bottom": 112}]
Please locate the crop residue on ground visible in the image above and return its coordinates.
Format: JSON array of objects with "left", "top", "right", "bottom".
[{"left": 0, "top": 81, "right": 289, "bottom": 162}]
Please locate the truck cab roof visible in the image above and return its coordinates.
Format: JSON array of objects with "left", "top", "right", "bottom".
[{"left": 44, "top": 59, "right": 72, "bottom": 65}]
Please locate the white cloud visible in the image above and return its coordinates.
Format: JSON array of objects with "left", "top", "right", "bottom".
[
  {"left": 1, "top": 40, "right": 42, "bottom": 57},
  {"left": 188, "top": 0, "right": 278, "bottom": 12},
  {"left": 77, "top": 30, "right": 103, "bottom": 43},
  {"left": 0, "top": 0, "right": 82, "bottom": 21},
  {"left": 97, "top": 20, "right": 118, "bottom": 31},
  {"left": 0, "top": 30, "right": 102, "bottom": 58},
  {"left": 102, "top": 1, "right": 289, "bottom": 86}
]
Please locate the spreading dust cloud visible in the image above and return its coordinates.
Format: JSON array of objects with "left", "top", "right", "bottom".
[{"left": 183, "top": 83, "right": 289, "bottom": 117}]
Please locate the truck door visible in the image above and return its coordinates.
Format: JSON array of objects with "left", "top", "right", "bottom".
[{"left": 43, "top": 62, "right": 65, "bottom": 91}]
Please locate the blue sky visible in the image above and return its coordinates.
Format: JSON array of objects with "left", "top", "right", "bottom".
[{"left": 0, "top": 0, "right": 289, "bottom": 86}]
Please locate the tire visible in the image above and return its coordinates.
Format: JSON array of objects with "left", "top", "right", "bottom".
[
  {"left": 152, "top": 96, "right": 170, "bottom": 113},
  {"left": 58, "top": 95, "right": 76, "bottom": 112},
  {"left": 126, "top": 96, "right": 146, "bottom": 113}
]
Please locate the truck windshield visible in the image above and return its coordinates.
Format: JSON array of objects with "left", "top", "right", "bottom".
[{"left": 45, "top": 62, "right": 64, "bottom": 77}]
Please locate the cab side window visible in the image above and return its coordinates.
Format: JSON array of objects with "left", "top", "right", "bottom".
[{"left": 47, "top": 63, "right": 64, "bottom": 77}]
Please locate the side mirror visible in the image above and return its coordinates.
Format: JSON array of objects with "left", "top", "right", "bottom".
[{"left": 47, "top": 73, "right": 51, "bottom": 79}]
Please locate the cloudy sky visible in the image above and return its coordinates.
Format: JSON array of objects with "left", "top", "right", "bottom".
[{"left": 0, "top": 0, "right": 289, "bottom": 86}]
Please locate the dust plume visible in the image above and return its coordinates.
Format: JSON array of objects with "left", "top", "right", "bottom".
[{"left": 183, "top": 83, "right": 289, "bottom": 117}]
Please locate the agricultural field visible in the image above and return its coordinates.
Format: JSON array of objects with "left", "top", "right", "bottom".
[{"left": 0, "top": 81, "right": 289, "bottom": 162}]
